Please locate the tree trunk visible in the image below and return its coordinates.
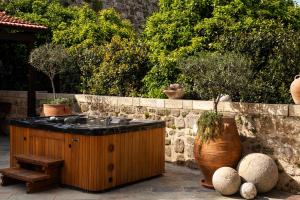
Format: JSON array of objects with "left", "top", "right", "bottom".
[
  {"left": 50, "top": 78, "right": 56, "bottom": 100},
  {"left": 214, "top": 95, "right": 221, "bottom": 114}
]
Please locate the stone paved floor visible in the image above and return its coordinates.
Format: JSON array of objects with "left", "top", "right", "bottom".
[{"left": 0, "top": 135, "right": 299, "bottom": 200}]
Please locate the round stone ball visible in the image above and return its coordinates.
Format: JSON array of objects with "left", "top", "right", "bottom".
[
  {"left": 212, "top": 167, "right": 241, "bottom": 196},
  {"left": 237, "top": 153, "right": 278, "bottom": 193},
  {"left": 240, "top": 182, "right": 257, "bottom": 199}
]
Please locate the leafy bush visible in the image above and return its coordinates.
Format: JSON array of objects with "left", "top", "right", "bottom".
[
  {"left": 65, "top": 46, "right": 104, "bottom": 93},
  {"left": 142, "top": 0, "right": 213, "bottom": 97},
  {"left": 143, "top": 0, "right": 300, "bottom": 103},
  {"left": 87, "top": 36, "right": 150, "bottom": 96},
  {"left": 180, "top": 52, "right": 252, "bottom": 111},
  {"left": 53, "top": 6, "right": 135, "bottom": 51}
]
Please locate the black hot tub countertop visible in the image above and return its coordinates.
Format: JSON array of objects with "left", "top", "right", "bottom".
[{"left": 9, "top": 116, "right": 166, "bottom": 136}]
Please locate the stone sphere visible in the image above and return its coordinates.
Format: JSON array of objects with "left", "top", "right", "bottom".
[
  {"left": 212, "top": 167, "right": 241, "bottom": 195},
  {"left": 240, "top": 182, "right": 257, "bottom": 199},
  {"left": 237, "top": 153, "right": 278, "bottom": 193}
]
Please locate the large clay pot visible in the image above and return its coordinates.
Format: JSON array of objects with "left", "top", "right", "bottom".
[
  {"left": 194, "top": 117, "right": 241, "bottom": 189},
  {"left": 42, "top": 104, "right": 71, "bottom": 117},
  {"left": 290, "top": 75, "right": 300, "bottom": 104}
]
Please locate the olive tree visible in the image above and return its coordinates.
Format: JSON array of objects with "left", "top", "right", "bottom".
[
  {"left": 29, "top": 43, "right": 69, "bottom": 100},
  {"left": 180, "top": 52, "right": 252, "bottom": 113}
]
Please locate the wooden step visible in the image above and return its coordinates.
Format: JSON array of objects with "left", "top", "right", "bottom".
[
  {"left": 14, "top": 154, "right": 64, "bottom": 167},
  {"left": 0, "top": 168, "right": 50, "bottom": 183}
]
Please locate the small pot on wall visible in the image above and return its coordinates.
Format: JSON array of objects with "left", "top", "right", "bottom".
[
  {"left": 194, "top": 117, "right": 241, "bottom": 188},
  {"left": 291, "top": 75, "right": 300, "bottom": 104},
  {"left": 42, "top": 104, "right": 71, "bottom": 117},
  {"left": 163, "top": 84, "right": 185, "bottom": 99}
]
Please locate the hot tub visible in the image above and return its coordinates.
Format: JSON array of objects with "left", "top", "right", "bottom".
[{"left": 9, "top": 115, "right": 165, "bottom": 192}]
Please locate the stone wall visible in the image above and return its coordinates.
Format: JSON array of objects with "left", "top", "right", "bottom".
[
  {"left": 72, "top": 0, "right": 158, "bottom": 29},
  {"left": 0, "top": 90, "right": 299, "bottom": 193},
  {"left": 101, "top": 0, "right": 158, "bottom": 29}
]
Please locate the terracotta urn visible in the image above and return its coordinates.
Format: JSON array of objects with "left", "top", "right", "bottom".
[
  {"left": 194, "top": 117, "right": 241, "bottom": 189},
  {"left": 290, "top": 75, "right": 300, "bottom": 104},
  {"left": 163, "top": 84, "right": 185, "bottom": 99},
  {"left": 42, "top": 104, "right": 71, "bottom": 117}
]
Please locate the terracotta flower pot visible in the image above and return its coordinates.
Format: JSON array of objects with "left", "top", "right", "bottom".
[
  {"left": 290, "top": 75, "right": 300, "bottom": 104},
  {"left": 163, "top": 88, "right": 185, "bottom": 99},
  {"left": 194, "top": 117, "right": 241, "bottom": 189},
  {"left": 42, "top": 104, "right": 72, "bottom": 117}
]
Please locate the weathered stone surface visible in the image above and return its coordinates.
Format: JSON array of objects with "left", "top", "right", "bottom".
[
  {"left": 165, "top": 100, "right": 183, "bottom": 109},
  {"left": 175, "top": 117, "right": 185, "bottom": 129},
  {"left": 176, "top": 131, "right": 185, "bottom": 137},
  {"left": 185, "top": 145, "right": 194, "bottom": 158},
  {"left": 165, "top": 139, "right": 171, "bottom": 145},
  {"left": 186, "top": 137, "right": 194, "bottom": 145},
  {"left": 212, "top": 167, "right": 241, "bottom": 196},
  {"left": 165, "top": 146, "right": 172, "bottom": 157},
  {"left": 171, "top": 109, "right": 180, "bottom": 117},
  {"left": 240, "top": 182, "right": 257, "bottom": 200},
  {"left": 176, "top": 154, "right": 185, "bottom": 165},
  {"left": 167, "top": 129, "right": 176, "bottom": 136},
  {"left": 175, "top": 139, "right": 185, "bottom": 153},
  {"left": 238, "top": 153, "right": 278, "bottom": 193},
  {"left": 183, "top": 100, "right": 193, "bottom": 109}
]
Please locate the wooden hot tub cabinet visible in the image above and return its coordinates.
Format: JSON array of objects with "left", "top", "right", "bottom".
[{"left": 9, "top": 119, "right": 165, "bottom": 192}]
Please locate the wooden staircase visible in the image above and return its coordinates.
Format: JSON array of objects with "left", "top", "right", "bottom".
[{"left": 0, "top": 154, "right": 64, "bottom": 193}]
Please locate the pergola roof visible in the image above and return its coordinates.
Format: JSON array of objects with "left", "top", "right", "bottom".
[{"left": 0, "top": 11, "right": 47, "bottom": 30}]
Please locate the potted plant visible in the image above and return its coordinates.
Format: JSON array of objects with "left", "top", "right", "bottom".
[
  {"left": 180, "top": 52, "right": 252, "bottom": 188},
  {"left": 163, "top": 83, "right": 185, "bottom": 99},
  {"left": 29, "top": 43, "right": 72, "bottom": 116}
]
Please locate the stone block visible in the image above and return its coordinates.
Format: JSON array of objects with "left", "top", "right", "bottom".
[
  {"left": 176, "top": 131, "right": 185, "bottom": 137},
  {"left": 186, "top": 137, "right": 194, "bottom": 145},
  {"left": 140, "top": 98, "right": 164, "bottom": 108},
  {"left": 185, "top": 146, "right": 194, "bottom": 158},
  {"left": 246, "top": 103, "right": 288, "bottom": 116},
  {"left": 165, "top": 139, "right": 171, "bottom": 145},
  {"left": 167, "top": 129, "right": 175, "bottom": 136},
  {"left": 183, "top": 100, "right": 193, "bottom": 109},
  {"left": 192, "top": 100, "right": 213, "bottom": 110},
  {"left": 132, "top": 97, "right": 140, "bottom": 106},
  {"left": 176, "top": 154, "right": 185, "bottom": 165},
  {"left": 184, "top": 115, "right": 198, "bottom": 129},
  {"left": 289, "top": 105, "right": 300, "bottom": 117},
  {"left": 175, "top": 117, "right": 185, "bottom": 129},
  {"left": 165, "top": 146, "right": 172, "bottom": 157},
  {"left": 171, "top": 109, "right": 180, "bottom": 117},
  {"left": 156, "top": 109, "right": 168, "bottom": 116},
  {"left": 117, "top": 97, "right": 133, "bottom": 106},
  {"left": 175, "top": 139, "right": 185, "bottom": 153},
  {"left": 165, "top": 99, "right": 183, "bottom": 109},
  {"left": 218, "top": 102, "right": 248, "bottom": 113}
]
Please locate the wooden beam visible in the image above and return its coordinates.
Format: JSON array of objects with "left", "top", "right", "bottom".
[
  {"left": 0, "top": 32, "right": 35, "bottom": 43},
  {"left": 26, "top": 42, "right": 36, "bottom": 117}
]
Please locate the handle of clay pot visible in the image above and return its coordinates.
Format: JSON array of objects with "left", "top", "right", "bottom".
[{"left": 295, "top": 75, "right": 300, "bottom": 80}]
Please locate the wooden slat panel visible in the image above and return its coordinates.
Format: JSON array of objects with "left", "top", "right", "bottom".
[
  {"left": 10, "top": 126, "right": 29, "bottom": 167},
  {"left": 28, "top": 129, "right": 64, "bottom": 160},
  {"left": 10, "top": 125, "right": 165, "bottom": 192}
]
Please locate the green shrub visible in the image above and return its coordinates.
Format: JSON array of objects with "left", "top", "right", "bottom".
[
  {"left": 87, "top": 36, "right": 150, "bottom": 96},
  {"left": 143, "top": 0, "right": 300, "bottom": 103},
  {"left": 142, "top": 0, "right": 213, "bottom": 98},
  {"left": 53, "top": 6, "right": 135, "bottom": 51}
]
